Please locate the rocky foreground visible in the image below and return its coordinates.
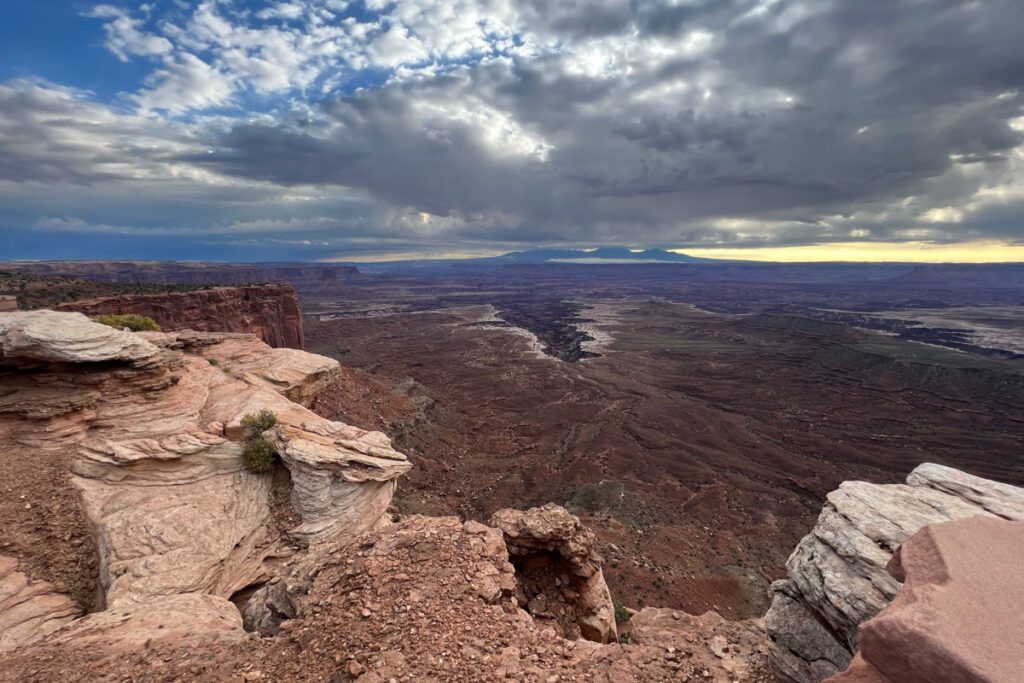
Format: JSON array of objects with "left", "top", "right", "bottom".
[
  {"left": 765, "top": 463, "right": 1024, "bottom": 682},
  {"left": 0, "top": 309, "right": 1022, "bottom": 682}
]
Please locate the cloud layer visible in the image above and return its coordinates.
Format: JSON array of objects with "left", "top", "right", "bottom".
[{"left": 1, "top": 0, "right": 1023, "bottom": 260}]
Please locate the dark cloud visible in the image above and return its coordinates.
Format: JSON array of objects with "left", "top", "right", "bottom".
[{"left": 2, "top": 0, "right": 1024, "bottom": 257}]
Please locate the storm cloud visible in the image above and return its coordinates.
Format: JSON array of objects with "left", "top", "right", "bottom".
[{"left": 1, "top": 0, "right": 1023, "bottom": 259}]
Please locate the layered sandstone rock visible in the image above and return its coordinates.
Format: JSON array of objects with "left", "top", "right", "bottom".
[
  {"left": 0, "top": 514, "right": 779, "bottom": 682},
  {"left": 144, "top": 330, "right": 338, "bottom": 407},
  {"left": 56, "top": 284, "right": 306, "bottom": 349},
  {"left": 491, "top": 504, "right": 617, "bottom": 643},
  {"left": 0, "top": 310, "right": 409, "bottom": 648},
  {"left": 827, "top": 516, "right": 1024, "bottom": 683},
  {"left": 0, "top": 309, "right": 159, "bottom": 364},
  {"left": 0, "top": 557, "right": 81, "bottom": 651},
  {"left": 765, "top": 463, "right": 1024, "bottom": 682}
]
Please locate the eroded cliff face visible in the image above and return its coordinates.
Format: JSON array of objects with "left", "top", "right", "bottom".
[
  {"left": 765, "top": 463, "right": 1024, "bottom": 683},
  {"left": 55, "top": 285, "right": 305, "bottom": 349},
  {"left": 0, "top": 310, "right": 409, "bottom": 651}
]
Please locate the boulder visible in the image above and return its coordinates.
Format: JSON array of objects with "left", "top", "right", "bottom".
[
  {"left": 765, "top": 463, "right": 1024, "bottom": 682},
  {"left": 0, "top": 310, "right": 157, "bottom": 364},
  {"left": 827, "top": 516, "right": 1024, "bottom": 683},
  {"left": 491, "top": 504, "right": 617, "bottom": 643}
]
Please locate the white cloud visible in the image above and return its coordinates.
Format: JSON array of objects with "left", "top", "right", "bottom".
[
  {"left": 86, "top": 4, "right": 173, "bottom": 61},
  {"left": 367, "top": 26, "right": 429, "bottom": 68}
]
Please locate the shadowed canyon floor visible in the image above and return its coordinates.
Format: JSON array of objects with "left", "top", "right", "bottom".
[{"left": 306, "top": 299, "right": 1024, "bottom": 619}]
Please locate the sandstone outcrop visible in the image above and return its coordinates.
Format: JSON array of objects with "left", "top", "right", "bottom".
[
  {"left": 57, "top": 284, "right": 306, "bottom": 349},
  {"left": 0, "top": 310, "right": 409, "bottom": 649},
  {"left": 491, "top": 504, "right": 618, "bottom": 643},
  {"left": 0, "top": 514, "right": 778, "bottom": 682},
  {"left": 0, "top": 557, "right": 81, "bottom": 651},
  {"left": 0, "top": 308, "right": 158, "bottom": 364},
  {"left": 827, "top": 516, "right": 1024, "bottom": 683},
  {"left": 765, "top": 463, "right": 1024, "bottom": 682}
]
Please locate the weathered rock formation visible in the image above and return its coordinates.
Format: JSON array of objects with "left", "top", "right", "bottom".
[
  {"left": 0, "top": 310, "right": 409, "bottom": 650},
  {"left": 0, "top": 513, "right": 778, "bottom": 682},
  {"left": 765, "top": 463, "right": 1024, "bottom": 682},
  {"left": 827, "top": 516, "right": 1024, "bottom": 683},
  {"left": 491, "top": 504, "right": 617, "bottom": 643},
  {"left": 0, "top": 557, "right": 81, "bottom": 652},
  {"left": 56, "top": 284, "right": 305, "bottom": 349}
]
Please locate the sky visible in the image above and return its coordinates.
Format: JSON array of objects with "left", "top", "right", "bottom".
[{"left": 0, "top": 0, "right": 1023, "bottom": 263}]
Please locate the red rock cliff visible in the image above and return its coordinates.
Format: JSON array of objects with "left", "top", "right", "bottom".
[{"left": 55, "top": 285, "right": 305, "bottom": 349}]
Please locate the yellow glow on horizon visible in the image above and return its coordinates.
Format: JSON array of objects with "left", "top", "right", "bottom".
[{"left": 677, "top": 241, "right": 1024, "bottom": 263}]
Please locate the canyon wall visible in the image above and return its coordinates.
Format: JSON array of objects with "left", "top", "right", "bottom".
[
  {"left": 1, "top": 261, "right": 358, "bottom": 287},
  {"left": 55, "top": 285, "right": 305, "bottom": 349}
]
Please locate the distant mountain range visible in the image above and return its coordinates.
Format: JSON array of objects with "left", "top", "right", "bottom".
[{"left": 487, "top": 247, "right": 718, "bottom": 264}]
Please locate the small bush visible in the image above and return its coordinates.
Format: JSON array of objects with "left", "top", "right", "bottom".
[
  {"left": 240, "top": 409, "right": 277, "bottom": 436},
  {"left": 92, "top": 314, "right": 161, "bottom": 332},
  {"left": 241, "top": 437, "right": 276, "bottom": 473},
  {"left": 613, "top": 600, "right": 630, "bottom": 624},
  {"left": 617, "top": 632, "right": 631, "bottom": 645}
]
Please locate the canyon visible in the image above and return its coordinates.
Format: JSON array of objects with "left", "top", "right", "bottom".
[
  {"left": 0, "top": 311, "right": 1021, "bottom": 681},
  {"left": 1, "top": 261, "right": 1022, "bottom": 681}
]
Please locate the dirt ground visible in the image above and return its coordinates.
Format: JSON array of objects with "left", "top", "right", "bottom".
[{"left": 0, "top": 446, "right": 98, "bottom": 610}]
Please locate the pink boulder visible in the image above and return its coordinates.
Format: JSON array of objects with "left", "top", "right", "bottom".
[{"left": 827, "top": 516, "right": 1024, "bottom": 683}]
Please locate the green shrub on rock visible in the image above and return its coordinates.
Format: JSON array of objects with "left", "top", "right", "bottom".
[
  {"left": 92, "top": 314, "right": 161, "bottom": 332},
  {"left": 613, "top": 600, "right": 630, "bottom": 624},
  {"left": 240, "top": 409, "right": 277, "bottom": 436},
  {"left": 238, "top": 410, "right": 279, "bottom": 473},
  {"left": 241, "top": 437, "right": 276, "bottom": 473}
]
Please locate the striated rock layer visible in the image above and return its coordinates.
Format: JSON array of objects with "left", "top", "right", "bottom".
[
  {"left": 765, "top": 463, "right": 1024, "bottom": 682},
  {"left": 0, "top": 310, "right": 409, "bottom": 649},
  {"left": 56, "top": 284, "right": 305, "bottom": 349},
  {"left": 0, "top": 557, "right": 81, "bottom": 652},
  {"left": 827, "top": 516, "right": 1024, "bottom": 683}
]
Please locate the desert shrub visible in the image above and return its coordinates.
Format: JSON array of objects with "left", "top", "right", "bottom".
[
  {"left": 92, "top": 313, "right": 161, "bottom": 332},
  {"left": 240, "top": 409, "right": 277, "bottom": 436},
  {"left": 241, "top": 437, "right": 276, "bottom": 473},
  {"left": 617, "top": 632, "right": 631, "bottom": 645},
  {"left": 613, "top": 600, "right": 630, "bottom": 624},
  {"left": 207, "top": 358, "right": 220, "bottom": 366}
]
